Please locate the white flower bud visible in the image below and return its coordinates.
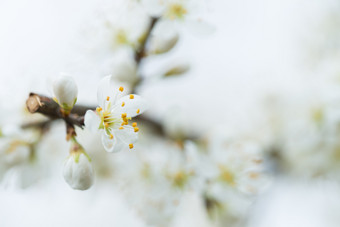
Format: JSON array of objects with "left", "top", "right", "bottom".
[
  {"left": 164, "top": 63, "right": 190, "bottom": 77},
  {"left": 53, "top": 75, "right": 78, "bottom": 113},
  {"left": 149, "top": 27, "right": 179, "bottom": 55},
  {"left": 63, "top": 143, "right": 94, "bottom": 190}
]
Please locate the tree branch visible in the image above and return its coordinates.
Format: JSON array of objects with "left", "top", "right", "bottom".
[
  {"left": 26, "top": 93, "right": 84, "bottom": 129},
  {"left": 135, "top": 17, "right": 159, "bottom": 65}
]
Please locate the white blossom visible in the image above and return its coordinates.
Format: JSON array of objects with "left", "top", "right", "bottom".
[{"left": 84, "top": 76, "right": 147, "bottom": 152}]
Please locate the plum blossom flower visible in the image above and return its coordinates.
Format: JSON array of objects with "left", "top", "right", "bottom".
[{"left": 84, "top": 76, "right": 147, "bottom": 152}]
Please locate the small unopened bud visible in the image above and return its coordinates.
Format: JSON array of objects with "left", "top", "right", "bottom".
[
  {"left": 149, "top": 31, "right": 179, "bottom": 55},
  {"left": 164, "top": 63, "right": 190, "bottom": 77},
  {"left": 63, "top": 140, "right": 94, "bottom": 190},
  {"left": 53, "top": 75, "right": 78, "bottom": 115}
]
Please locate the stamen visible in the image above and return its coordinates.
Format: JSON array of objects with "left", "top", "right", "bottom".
[
  {"left": 119, "top": 126, "right": 124, "bottom": 130},
  {"left": 96, "top": 107, "right": 102, "bottom": 112},
  {"left": 121, "top": 102, "right": 125, "bottom": 107},
  {"left": 121, "top": 113, "right": 127, "bottom": 118},
  {"left": 119, "top": 86, "right": 124, "bottom": 92},
  {"left": 129, "top": 94, "right": 134, "bottom": 99},
  {"left": 136, "top": 109, "right": 140, "bottom": 114},
  {"left": 110, "top": 134, "right": 114, "bottom": 139},
  {"left": 129, "top": 144, "right": 134, "bottom": 149},
  {"left": 134, "top": 127, "right": 139, "bottom": 132},
  {"left": 106, "top": 96, "right": 110, "bottom": 101},
  {"left": 132, "top": 122, "right": 137, "bottom": 127},
  {"left": 105, "top": 123, "right": 109, "bottom": 128},
  {"left": 123, "top": 118, "right": 128, "bottom": 123}
]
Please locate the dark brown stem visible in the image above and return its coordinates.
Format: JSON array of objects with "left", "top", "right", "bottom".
[{"left": 26, "top": 93, "right": 85, "bottom": 130}]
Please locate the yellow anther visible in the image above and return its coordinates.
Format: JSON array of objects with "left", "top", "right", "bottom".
[
  {"left": 129, "top": 144, "right": 134, "bottom": 149},
  {"left": 121, "top": 113, "right": 127, "bottom": 118},
  {"left": 134, "top": 127, "right": 139, "bottom": 132},
  {"left": 136, "top": 109, "right": 140, "bottom": 114},
  {"left": 121, "top": 102, "right": 125, "bottom": 107},
  {"left": 119, "top": 86, "right": 124, "bottom": 92},
  {"left": 105, "top": 123, "right": 109, "bottom": 128},
  {"left": 121, "top": 122, "right": 127, "bottom": 126},
  {"left": 119, "top": 126, "right": 124, "bottom": 130},
  {"left": 106, "top": 96, "right": 110, "bottom": 101},
  {"left": 96, "top": 107, "right": 102, "bottom": 112},
  {"left": 110, "top": 134, "right": 114, "bottom": 139},
  {"left": 132, "top": 122, "right": 137, "bottom": 127},
  {"left": 123, "top": 117, "right": 128, "bottom": 122},
  {"left": 129, "top": 94, "right": 134, "bottom": 99}
]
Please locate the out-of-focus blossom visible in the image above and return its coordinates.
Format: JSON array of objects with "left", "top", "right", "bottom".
[
  {"left": 84, "top": 76, "right": 147, "bottom": 152},
  {"left": 0, "top": 138, "right": 30, "bottom": 167},
  {"left": 101, "top": 48, "right": 138, "bottom": 84},
  {"left": 141, "top": 0, "right": 215, "bottom": 36},
  {"left": 148, "top": 23, "right": 179, "bottom": 54}
]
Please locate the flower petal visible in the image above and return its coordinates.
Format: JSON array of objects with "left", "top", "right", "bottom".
[
  {"left": 115, "top": 95, "right": 148, "bottom": 118},
  {"left": 116, "top": 125, "right": 138, "bottom": 145},
  {"left": 101, "top": 133, "right": 117, "bottom": 153},
  {"left": 84, "top": 110, "right": 101, "bottom": 133},
  {"left": 97, "top": 75, "right": 115, "bottom": 108}
]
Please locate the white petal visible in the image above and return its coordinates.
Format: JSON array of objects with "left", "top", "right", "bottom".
[
  {"left": 84, "top": 110, "right": 101, "bottom": 133},
  {"left": 116, "top": 126, "right": 138, "bottom": 145},
  {"left": 97, "top": 75, "right": 113, "bottom": 108},
  {"left": 111, "top": 136, "right": 126, "bottom": 153},
  {"left": 115, "top": 95, "right": 148, "bottom": 118},
  {"left": 97, "top": 75, "right": 127, "bottom": 109},
  {"left": 101, "top": 133, "right": 117, "bottom": 153}
]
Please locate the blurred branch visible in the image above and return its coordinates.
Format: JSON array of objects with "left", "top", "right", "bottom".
[
  {"left": 135, "top": 17, "right": 159, "bottom": 65},
  {"left": 21, "top": 119, "right": 54, "bottom": 130}
]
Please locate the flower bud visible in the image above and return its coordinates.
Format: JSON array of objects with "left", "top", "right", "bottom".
[
  {"left": 63, "top": 141, "right": 94, "bottom": 190},
  {"left": 53, "top": 75, "right": 78, "bottom": 114},
  {"left": 149, "top": 30, "right": 179, "bottom": 55},
  {"left": 164, "top": 63, "right": 190, "bottom": 77}
]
